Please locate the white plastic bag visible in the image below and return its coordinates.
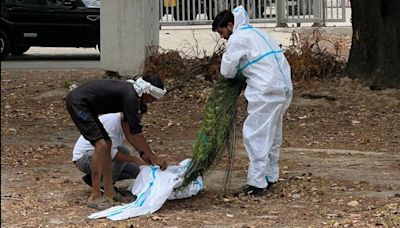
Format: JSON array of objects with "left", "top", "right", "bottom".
[{"left": 88, "top": 159, "right": 203, "bottom": 221}]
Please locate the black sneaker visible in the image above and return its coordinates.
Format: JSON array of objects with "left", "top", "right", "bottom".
[
  {"left": 81, "top": 174, "right": 119, "bottom": 193},
  {"left": 266, "top": 181, "right": 276, "bottom": 190},
  {"left": 82, "top": 174, "right": 92, "bottom": 186},
  {"left": 232, "top": 185, "right": 266, "bottom": 197}
]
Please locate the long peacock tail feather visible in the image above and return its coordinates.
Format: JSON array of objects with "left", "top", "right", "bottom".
[{"left": 180, "top": 75, "right": 246, "bottom": 188}]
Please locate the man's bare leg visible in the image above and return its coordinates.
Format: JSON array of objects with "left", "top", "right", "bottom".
[
  {"left": 102, "top": 140, "right": 116, "bottom": 201},
  {"left": 88, "top": 139, "right": 107, "bottom": 204}
]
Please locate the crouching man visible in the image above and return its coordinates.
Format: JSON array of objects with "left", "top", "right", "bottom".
[
  {"left": 72, "top": 112, "right": 146, "bottom": 198},
  {"left": 66, "top": 75, "right": 168, "bottom": 208}
]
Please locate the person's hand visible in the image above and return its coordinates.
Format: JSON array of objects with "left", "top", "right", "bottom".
[
  {"left": 141, "top": 153, "right": 167, "bottom": 170},
  {"left": 140, "top": 152, "right": 153, "bottom": 165},
  {"left": 153, "top": 157, "right": 167, "bottom": 170}
]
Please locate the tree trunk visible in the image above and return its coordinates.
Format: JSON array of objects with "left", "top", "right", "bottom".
[{"left": 345, "top": 0, "right": 400, "bottom": 89}]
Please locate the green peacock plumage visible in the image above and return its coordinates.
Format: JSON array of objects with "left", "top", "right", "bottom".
[{"left": 181, "top": 75, "right": 246, "bottom": 188}]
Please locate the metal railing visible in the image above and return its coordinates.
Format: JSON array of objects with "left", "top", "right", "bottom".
[{"left": 159, "top": 0, "right": 347, "bottom": 26}]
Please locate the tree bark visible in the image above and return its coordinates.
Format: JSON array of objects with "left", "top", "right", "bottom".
[{"left": 345, "top": 0, "right": 400, "bottom": 89}]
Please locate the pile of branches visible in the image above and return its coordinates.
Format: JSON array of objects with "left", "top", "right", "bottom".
[
  {"left": 143, "top": 46, "right": 224, "bottom": 92},
  {"left": 284, "top": 29, "right": 347, "bottom": 83},
  {"left": 143, "top": 46, "right": 187, "bottom": 79},
  {"left": 144, "top": 28, "right": 348, "bottom": 90}
]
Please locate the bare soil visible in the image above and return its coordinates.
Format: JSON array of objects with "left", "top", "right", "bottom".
[{"left": 1, "top": 69, "right": 399, "bottom": 227}]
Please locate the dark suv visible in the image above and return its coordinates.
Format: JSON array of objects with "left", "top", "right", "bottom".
[{"left": 1, "top": 0, "right": 100, "bottom": 60}]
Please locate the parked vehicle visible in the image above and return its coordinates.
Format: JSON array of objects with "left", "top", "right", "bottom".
[{"left": 1, "top": 0, "right": 100, "bottom": 60}]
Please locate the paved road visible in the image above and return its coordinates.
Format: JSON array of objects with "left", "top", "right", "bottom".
[
  {"left": 1, "top": 47, "right": 100, "bottom": 70},
  {"left": 1, "top": 60, "right": 100, "bottom": 70}
]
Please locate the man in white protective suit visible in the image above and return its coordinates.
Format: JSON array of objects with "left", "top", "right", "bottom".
[{"left": 212, "top": 6, "right": 293, "bottom": 196}]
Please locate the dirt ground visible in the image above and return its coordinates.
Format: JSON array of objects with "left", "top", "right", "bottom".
[{"left": 1, "top": 69, "right": 399, "bottom": 227}]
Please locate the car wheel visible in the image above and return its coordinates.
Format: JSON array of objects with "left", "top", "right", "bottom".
[
  {"left": 1, "top": 31, "right": 11, "bottom": 60},
  {"left": 11, "top": 46, "right": 30, "bottom": 56}
]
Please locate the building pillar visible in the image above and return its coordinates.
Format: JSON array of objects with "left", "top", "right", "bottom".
[
  {"left": 276, "top": 0, "right": 288, "bottom": 27},
  {"left": 100, "top": 0, "right": 159, "bottom": 77},
  {"left": 312, "top": 0, "right": 325, "bottom": 26}
]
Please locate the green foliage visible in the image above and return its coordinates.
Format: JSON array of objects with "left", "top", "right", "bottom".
[
  {"left": 181, "top": 75, "right": 246, "bottom": 188},
  {"left": 62, "top": 79, "right": 73, "bottom": 89}
]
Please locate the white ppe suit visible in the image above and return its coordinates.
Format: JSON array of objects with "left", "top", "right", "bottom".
[{"left": 220, "top": 6, "right": 293, "bottom": 188}]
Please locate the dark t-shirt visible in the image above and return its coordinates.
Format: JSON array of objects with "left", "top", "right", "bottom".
[{"left": 69, "top": 79, "right": 142, "bottom": 134}]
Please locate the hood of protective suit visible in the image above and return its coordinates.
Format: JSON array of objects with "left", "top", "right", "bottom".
[{"left": 232, "top": 6, "right": 250, "bottom": 32}]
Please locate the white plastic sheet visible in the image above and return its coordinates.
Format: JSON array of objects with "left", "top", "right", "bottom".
[{"left": 88, "top": 159, "right": 203, "bottom": 221}]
